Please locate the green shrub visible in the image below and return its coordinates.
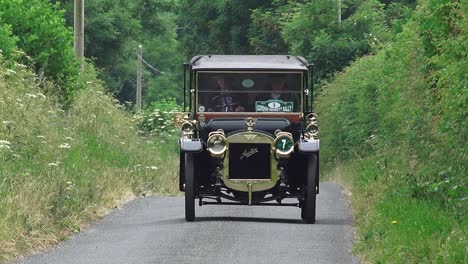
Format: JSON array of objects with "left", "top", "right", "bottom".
[
  {"left": 138, "top": 98, "right": 181, "bottom": 137},
  {"left": 0, "top": 0, "right": 79, "bottom": 101},
  {"left": 0, "top": 24, "right": 17, "bottom": 57}
]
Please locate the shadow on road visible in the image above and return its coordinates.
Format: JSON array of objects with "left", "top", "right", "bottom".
[
  {"left": 194, "top": 216, "right": 304, "bottom": 224},
  {"left": 152, "top": 217, "right": 351, "bottom": 226}
]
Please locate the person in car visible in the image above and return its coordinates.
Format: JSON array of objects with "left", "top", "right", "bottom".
[
  {"left": 254, "top": 76, "right": 299, "bottom": 112},
  {"left": 208, "top": 76, "right": 245, "bottom": 112}
]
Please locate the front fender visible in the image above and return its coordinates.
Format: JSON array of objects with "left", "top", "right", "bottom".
[
  {"left": 298, "top": 139, "right": 320, "bottom": 153},
  {"left": 180, "top": 138, "right": 203, "bottom": 152}
]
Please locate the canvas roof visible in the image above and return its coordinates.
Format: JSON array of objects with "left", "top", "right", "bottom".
[{"left": 189, "top": 55, "right": 309, "bottom": 70}]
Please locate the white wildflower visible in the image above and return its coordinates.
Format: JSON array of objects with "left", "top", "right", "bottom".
[
  {"left": 120, "top": 141, "right": 126, "bottom": 145},
  {"left": 16, "top": 98, "right": 22, "bottom": 102},
  {"left": 37, "top": 93, "right": 46, "bottom": 98},
  {"left": 0, "top": 140, "right": 11, "bottom": 145},
  {"left": 12, "top": 154, "right": 21, "bottom": 158},
  {"left": 150, "top": 166, "right": 158, "bottom": 170},
  {"left": 64, "top": 137, "right": 74, "bottom": 141},
  {"left": 6, "top": 69, "right": 16, "bottom": 74},
  {"left": 66, "top": 181, "right": 75, "bottom": 190},
  {"left": 36, "top": 135, "right": 46, "bottom": 139},
  {"left": 48, "top": 163, "right": 59, "bottom": 167},
  {"left": 26, "top": 93, "right": 38, "bottom": 99},
  {"left": 158, "top": 118, "right": 164, "bottom": 121},
  {"left": 0, "top": 145, "right": 10, "bottom": 150},
  {"left": 59, "top": 143, "right": 71, "bottom": 149},
  {"left": 86, "top": 81, "right": 93, "bottom": 84}
]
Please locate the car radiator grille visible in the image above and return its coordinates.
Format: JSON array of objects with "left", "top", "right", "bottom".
[{"left": 228, "top": 143, "right": 271, "bottom": 180}]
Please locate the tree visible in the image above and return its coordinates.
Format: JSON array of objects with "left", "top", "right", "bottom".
[{"left": 59, "top": 0, "right": 184, "bottom": 104}]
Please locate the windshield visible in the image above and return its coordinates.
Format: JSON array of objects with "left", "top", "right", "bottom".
[{"left": 197, "top": 72, "right": 303, "bottom": 113}]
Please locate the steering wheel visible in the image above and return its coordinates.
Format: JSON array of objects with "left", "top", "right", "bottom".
[{"left": 209, "top": 94, "right": 240, "bottom": 112}]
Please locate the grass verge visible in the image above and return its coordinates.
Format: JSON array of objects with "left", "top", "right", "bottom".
[
  {"left": 323, "top": 156, "right": 466, "bottom": 263},
  {"left": 0, "top": 59, "right": 179, "bottom": 262}
]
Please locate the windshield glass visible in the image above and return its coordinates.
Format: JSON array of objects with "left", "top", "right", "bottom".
[{"left": 197, "top": 72, "right": 302, "bottom": 113}]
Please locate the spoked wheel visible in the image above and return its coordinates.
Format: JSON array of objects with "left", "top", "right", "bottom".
[
  {"left": 184, "top": 153, "right": 195, "bottom": 221},
  {"left": 301, "top": 153, "right": 318, "bottom": 224}
]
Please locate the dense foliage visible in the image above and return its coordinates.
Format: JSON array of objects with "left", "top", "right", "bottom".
[
  {"left": 317, "top": 0, "right": 466, "bottom": 261},
  {"left": 179, "top": 0, "right": 415, "bottom": 80},
  {"left": 59, "top": 0, "right": 184, "bottom": 105},
  {"left": 0, "top": 0, "right": 80, "bottom": 101}
]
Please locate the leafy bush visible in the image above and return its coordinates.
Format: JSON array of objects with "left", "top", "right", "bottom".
[
  {"left": 137, "top": 98, "right": 181, "bottom": 137},
  {"left": 0, "top": 24, "right": 17, "bottom": 57},
  {"left": 0, "top": 0, "right": 79, "bottom": 101}
]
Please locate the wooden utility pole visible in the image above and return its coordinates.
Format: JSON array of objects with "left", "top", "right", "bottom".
[
  {"left": 136, "top": 45, "right": 143, "bottom": 112},
  {"left": 74, "top": 0, "right": 85, "bottom": 71},
  {"left": 338, "top": 0, "right": 342, "bottom": 24}
]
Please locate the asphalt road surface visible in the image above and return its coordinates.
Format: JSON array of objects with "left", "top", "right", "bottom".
[{"left": 14, "top": 182, "right": 358, "bottom": 264}]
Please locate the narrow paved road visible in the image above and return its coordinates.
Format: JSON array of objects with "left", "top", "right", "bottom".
[{"left": 14, "top": 182, "right": 358, "bottom": 264}]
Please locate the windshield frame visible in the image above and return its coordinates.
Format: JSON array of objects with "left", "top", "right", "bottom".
[{"left": 195, "top": 70, "right": 305, "bottom": 114}]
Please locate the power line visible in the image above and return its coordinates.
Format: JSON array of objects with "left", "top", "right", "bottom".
[{"left": 136, "top": 53, "right": 180, "bottom": 76}]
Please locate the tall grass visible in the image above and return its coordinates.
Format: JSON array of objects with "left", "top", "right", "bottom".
[{"left": 0, "top": 59, "right": 179, "bottom": 262}]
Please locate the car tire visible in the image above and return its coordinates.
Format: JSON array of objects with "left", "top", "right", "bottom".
[
  {"left": 301, "top": 153, "right": 317, "bottom": 224},
  {"left": 185, "top": 153, "right": 195, "bottom": 221}
]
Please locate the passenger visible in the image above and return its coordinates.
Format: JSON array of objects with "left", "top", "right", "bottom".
[{"left": 255, "top": 76, "right": 299, "bottom": 112}]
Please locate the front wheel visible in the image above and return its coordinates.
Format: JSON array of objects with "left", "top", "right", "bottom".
[
  {"left": 301, "top": 153, "right": 317, "bottom": 224},
  {"left": 184, "top": 153, "right": 195, "bottom": 221}
]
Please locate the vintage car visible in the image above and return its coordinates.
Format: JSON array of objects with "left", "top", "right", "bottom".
[{"left": 174, "top": 55, "right": 319, "bottom": 223}]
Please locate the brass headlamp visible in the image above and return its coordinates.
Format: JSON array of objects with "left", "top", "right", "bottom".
[
  {"left": 175, "top": 112, "right": 196, "bottom": 138},
  {"left": 304, "top": 113, "right": 318, "bottom": 139},
  {"left": 207, "top": 129, "right": 227, "bottom": 158}
]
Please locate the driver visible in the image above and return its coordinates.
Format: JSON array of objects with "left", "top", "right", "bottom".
[{"left": 208, "top": 76, "right": 245, "bottom": 112}]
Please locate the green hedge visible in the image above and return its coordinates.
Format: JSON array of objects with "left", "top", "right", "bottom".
[{"left": 317, "top": 0, "right": 466, "bottom": 262}]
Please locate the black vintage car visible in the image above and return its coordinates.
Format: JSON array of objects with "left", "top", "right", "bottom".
[{"left": 174, "top": 55, "right": 320, "bottom": 223}]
